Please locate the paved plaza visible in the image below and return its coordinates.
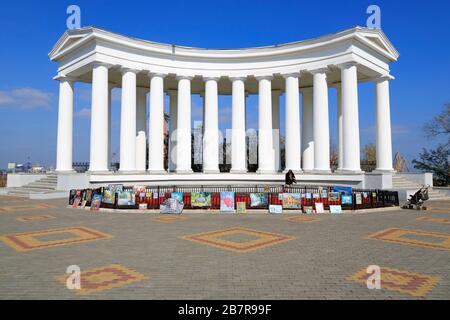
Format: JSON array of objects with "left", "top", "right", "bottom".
[{"left": 0, "top": 195, "right": 449, "bottom": 299}]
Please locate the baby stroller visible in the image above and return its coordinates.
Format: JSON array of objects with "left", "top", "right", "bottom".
[{"left": 402, "top": 185, "right": 429, "bottom": 210}]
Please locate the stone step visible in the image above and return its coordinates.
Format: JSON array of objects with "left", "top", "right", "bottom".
[{"left": 27, "top": 183, "right": 57, "bottom": 188}]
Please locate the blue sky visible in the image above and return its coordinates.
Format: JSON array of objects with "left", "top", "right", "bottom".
[{"left": 0, "top": 0, "right": 449, "bottom": 169}]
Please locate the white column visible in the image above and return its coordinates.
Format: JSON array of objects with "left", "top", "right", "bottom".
[
  {"left": 335, "top": 84, "right": 343, "bottom": 171},
  {"left": 202, "top": 77, "right": 220, "bottom": 173},
  {"left": 136, "top": 87, "right": 147, "bottom": 172},
  {"left": 230, "top": 77, "right": 247, "bottom": 173},
  {"left": 272, "top": 90, "right": 282, "bottom": 172},
  {"left": 301, "top": 87, "right": 314, "bottom": 172},
  {"left": 107, "top": 85, "right": 113, "bottom": 170},
  {"left": 311, "top": 68, "right": 331, "bottom": 172},
  {"left": 56, "top": 77, "right": 75, "bottom": 173},
  {"left": 339, "top": 63, "right": 361, "bottom": 172},
  {"left": 284, "top": 74, "right": 302, "bottom": 173},
  {"left": 148, "top": 73, "right": 166, "bottom": 173},
  {"left": 175, "top": 76, "right": 193, "bottom": 173},
  {"left": 89, "top": 63, "right": 110, "bottom": 173},
  {"left": 167, "top": 90, "right": 178, "bottom": 172},
  {"left": 256, "top": 76, "right": 275, "bottom": 173},
  {"left": 118, "top": 69, "right": 137, "bottom": 172},
  {"left": 375, "top": 77, "right": 394, "bottom": 171}
]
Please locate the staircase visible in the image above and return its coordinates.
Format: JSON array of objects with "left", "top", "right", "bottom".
[
  {"left": 392, "top": 174, "right": 449, "bottom": 200},
  {"left": 6, "top": 174, "right": 58, "bottom": 197}
]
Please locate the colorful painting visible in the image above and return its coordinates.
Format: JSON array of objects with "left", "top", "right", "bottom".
[
  {"left": 171, "top": 192, "right": 183, "bottom": 203},
  {"left": 108, "top": 184, "right": 123, "bottom": 192},
  {"left": 102, "top": 189, "right": 115, "bottom": 205},
  {"left": 250, "top": 193, "right": 268, "bottom": 208},
  {"left": 117, "top": 191, "right": 135, "bottom": 206},
  {"left": 329, "top": 192, "right": 341, "bottom": 201},
  {"left": 342, "top": 195, "right": 353, "bottom": 205},
  {"left": 303, "top": 206, "right": 314, "bottom": 214},
  {"left": 90, "top": 193, "right": 102, "bottom": 211},
  {"left": 191, "top": 192, "right": 211, "bottom": 207},
  {"left": 329, "top": 205, "right": 342, "bottom": 214},
  {"left": 355, "top": 193, "right": 362, "bottom": 205},
  {"left": 315, "top": 202, "right": 324, "bottom": 213},
  {"left": 282, "top": 193, "right": 302, "bottom": 209},
  {"left": 269, "top": 205, "right": 283, "bottom": 214},
  {"left": 220, "top": 192, "right": 235, "bottom": 212},
  {"left": 236, "top": 202, "right": 247, "bottom": 214}
]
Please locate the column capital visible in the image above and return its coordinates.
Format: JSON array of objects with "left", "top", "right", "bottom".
[
  {"left": 374, "top": 75, "right": 394, "bottom": 83},
  {"left": 176, "top": 75, "right": 194, "bottom": 81},
  {"left": 92, "top": 62, "right": 113, "bottom": 69},
  {"left": 229, "top": 76, "right": 247, "bottom": 82},
  {"left": 336, "top": 61, "right": 359, "bottom": 70},
  {"left": 203, "top": 76, "right": 220, "bottom": 82},
  {"left": 281, "top": 72, "right": 301, "bottom": 79},
  {"left": 54, "top": 75, "right": 76, "bottom": 83},
  {"left": 255, "top": 75, "right": 273, "bottom": 81},
  {"left": 148, "top": 72, "right": 167, "bottom": 78},
  {"left": 120, "top": 67, "right": 140, "bottom": 75},
  {"left": 308, "top": 67, "right": 330, "bottom": 75}
]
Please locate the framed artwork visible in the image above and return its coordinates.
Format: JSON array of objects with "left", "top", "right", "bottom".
[
  {"left": 329, "top": 192, "right": 341, "bottom": 201},
  {"left": 236, "top": 202, "right": 247, "bottom": 214},
  {"left": 303, "top": 206, "right": 314, "bottom": 214},
  {"left": 90, "top": 193, "right": 102, "bottom": 211},
  {"left": 220, "top": 192, "right": 235, "bottom": 212},
  {"left": 191, "top": 192, "right": 211, "bottom": 207},
  {"left": 282, "top": 193, "right": 302, "bottom": 209},
  {"left": 342, "top": 195, "right": 353, "bottom": 205},
  {"left": 333, "top": 186, "right": 352, "bottom": 195},
  {"left": 355, "top": 193, "right": 362, "bottom": 205},
  {"left": 102, "top": 189, "right": 115, "bottom": 205},
  {"left": 108, "top": 184, "right": 123, "bottom": 192},
  {"left": 171, "top": 192, "right": 183, "bottom": 203},
  {"left": 329, "top": 205, "right": 342, "bottom": 214},
  {"left": 249, "top": 193, "right": 268, "bottom": 208},
  {"left": 117, "top": 191, "right": 135, "bottom": 206},
  {"left": 315, "top": 202, "right": 324, "bottom": 213},
  {"left": 269, "top": 204, "right": 283, "bottom": 214}
]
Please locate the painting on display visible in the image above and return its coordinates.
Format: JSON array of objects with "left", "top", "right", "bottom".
[
  {"left": 108, "top": 184, "right": 123, "bottom": 193},
  {"left": 236, "top": 202, "right": 247, "bottom": 214},
  {"left": 220, "top": 192, "right": 235, "bottom": 212},
  {"left": 102, "top": 189, "right": 115, "bottom": 205},
  {"left": 171, "top": 192, "right": 183, "bottom": 203},
  {"left": 315, "top": 202, "right": 324, "bottom": 214},
  {"left": 117, "top": 191, "right": 135, "bottom": 206},
  {"left": 90, "top": 193, "right": 102, "bottom": 211},
  {"left": 249, "top": 193, "right": 268, "bottom": 208},
  {"left": 191, "top": 192, "right": 211, "bottom": 207},
  {"left": 342, "top": 195, "right": 353, "bottom": 205},
  {"left": 355, "top": 193, "right": 362, "bottom": 205},
  {"left": 303, "top": 206, "right": 314, "bottom": 214},
  {"left": 269, "top": 205, "right": 283, "bottom": 214},
  {"left": 72, "top": 190, "right": 81, "bottom": 207},
  {"left": 329, "top": 205, "right": 342, "bottom": 214},
  {"left": 328, "top": 192, "right": 341, "bottom": 202},
  {"left": 282, "top": 193, "right": 302, "bottom": 209},
  {"left": 333, "top": 186, "right": 352, "bottom": 195}
]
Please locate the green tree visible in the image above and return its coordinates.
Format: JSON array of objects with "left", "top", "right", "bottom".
[{"left": 412, "top": 146, "right": 450, "bottom": 186}]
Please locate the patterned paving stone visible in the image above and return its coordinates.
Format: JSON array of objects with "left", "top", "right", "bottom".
[
  {"left": 0, "top": 226, "right": 112, "bottom": 252},
  {"left": 182, "top": 227, "right": 296, "bottom": 253},
  {"left": 16, "top": 215, "right": 55, "bottom": 222},
  {"left": 0, "top": 203, "right": 54, "bottom": 212},
  {"left": 284, "top": 216, "right": 320, "bottom": 223},
  {"left": 367, "top": 228, "right": 450, "bottom": 251},
  {"left": 151, "top": 215, "right": 187, "bottom": 222},
  {"left": 416, "top": 216, "right": 450, "bottom": 224},
  {"left": 54, "top": 264, "right": 147, "bottom": 295},
  {"left": 348, "top": 266, "right": 440, "bottom": 297}
]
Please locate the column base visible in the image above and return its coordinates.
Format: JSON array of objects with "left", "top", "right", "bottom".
[
  {"left": 202, "top": 169, "right": 220, "bottom": 174},
  {"left": 282, "top": 169, "right": 303, "bottom": 174},
  {"left": 256, "top": 169, "right": 277, "bottom": 174},
  {"left": 301, "top": 168, "right": 314, "bottom": 174},
  {"left": 55, "top": 169, "right": 76, "bottom": 174},
  {"left": 334, "top": 169, "right": 363, "bottom": 175},
  {"left": 372, "top": 169, "right": 395, "bottom": 174},
  {"left": 311, "top": 169, "right": 332, "bottom": 174},
  {"left": 146, "top": 170, "right": 167, "bottom": 174},
  {"left": 175, "top": 169, "right": 193, "bottom": 174},
  {"left": 87, "top": 170, "right": 111, "bottom": 174},
  {"left": 118, "top": 170, "right": 140, "bottom": 174},
  {"left": 230, "top": 169, "right": 248, "bottom": 174}
]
